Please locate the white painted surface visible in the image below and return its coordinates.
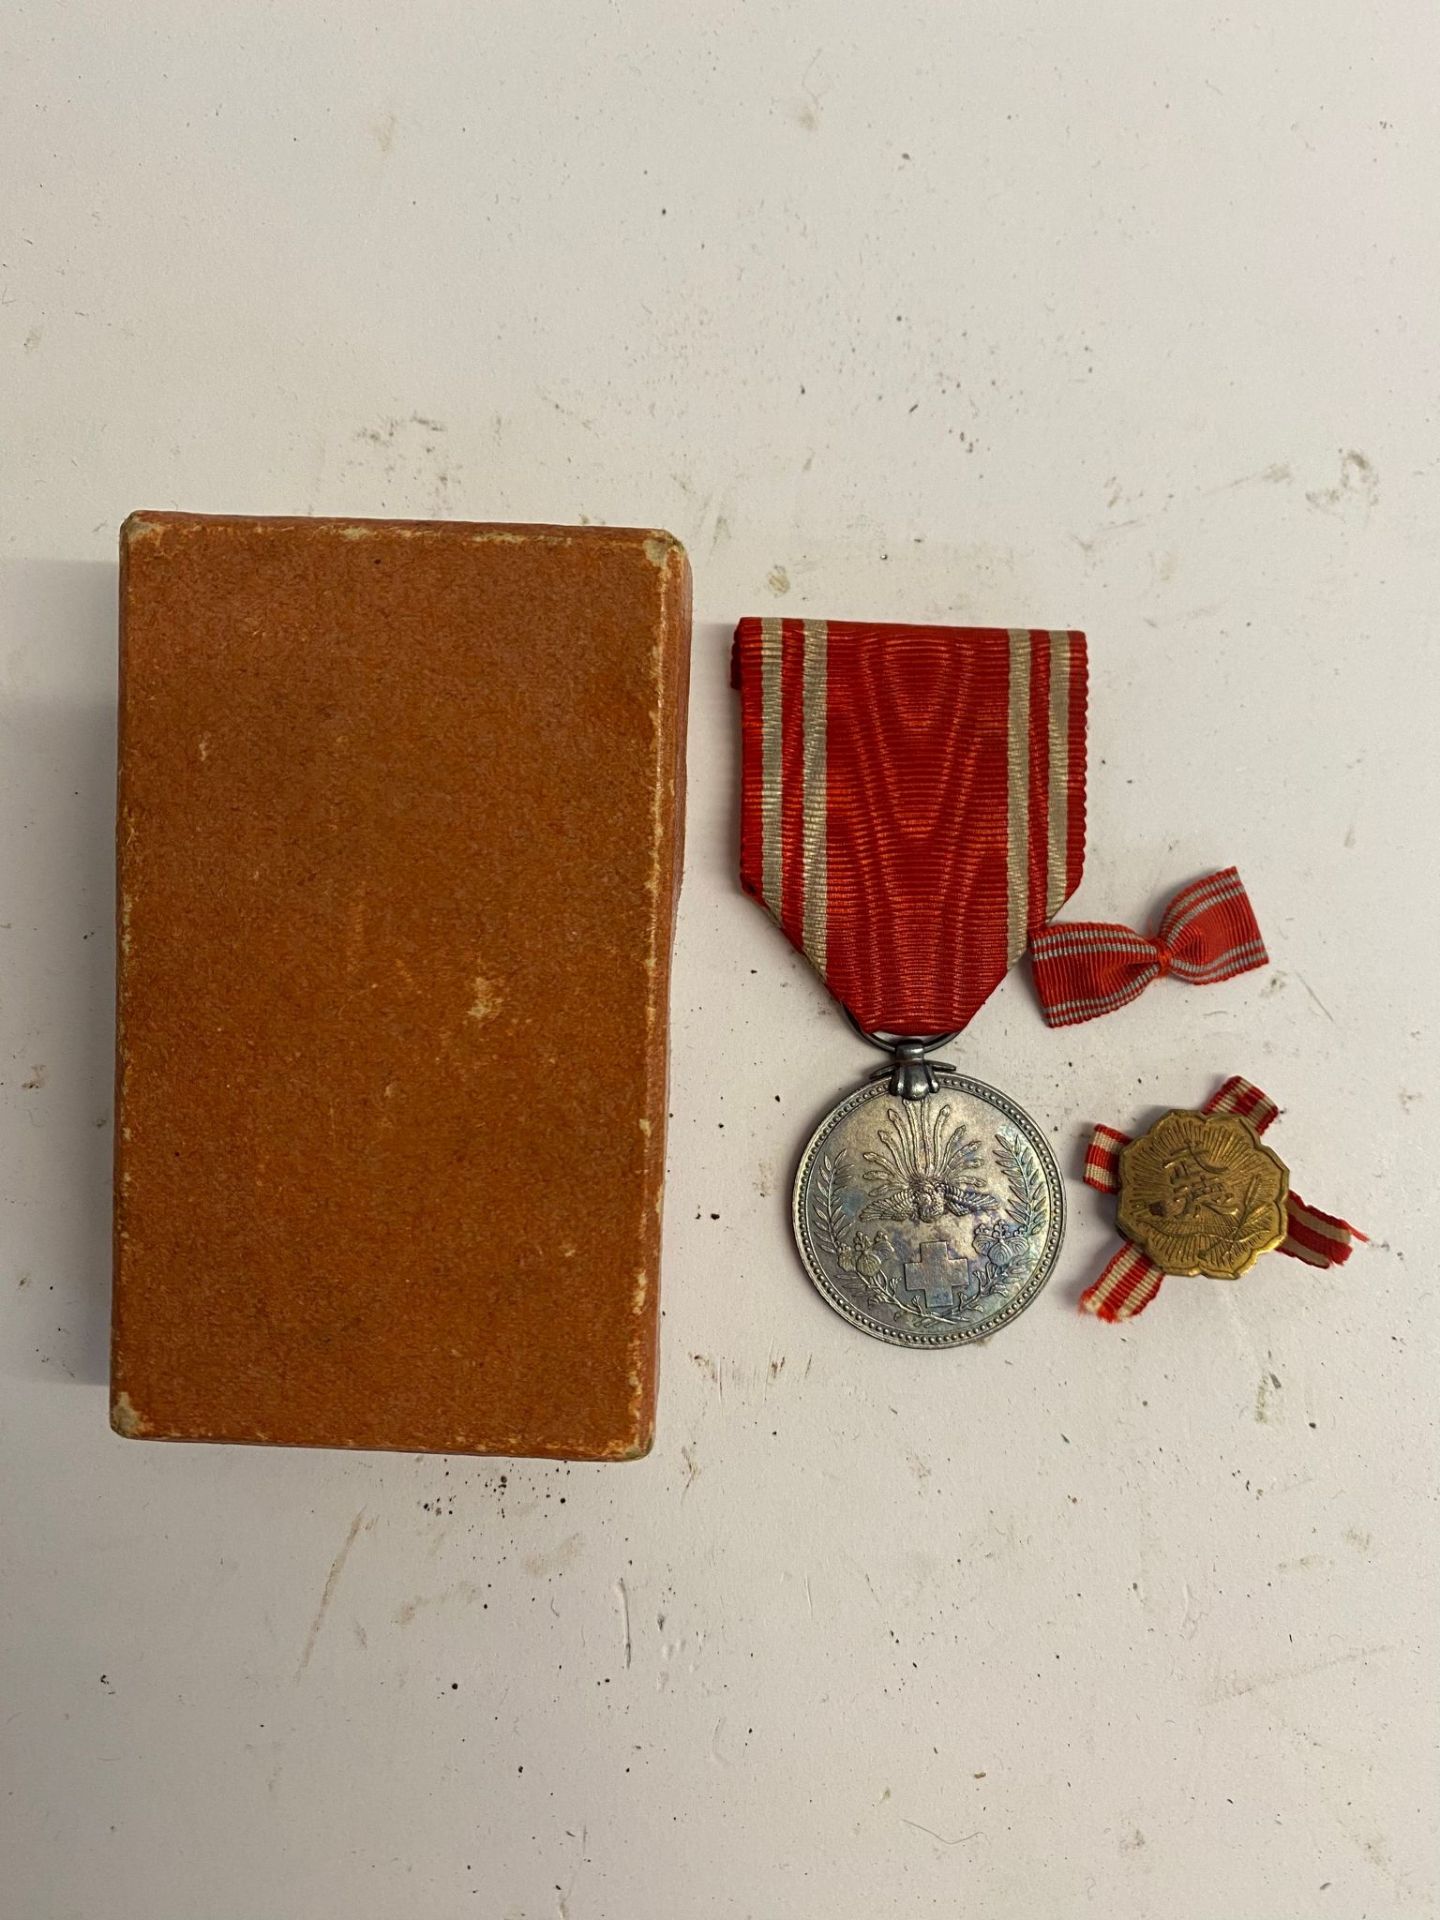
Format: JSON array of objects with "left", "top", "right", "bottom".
[{"left": 2, "top": 5, "right": 1436, "bottom": 1915}]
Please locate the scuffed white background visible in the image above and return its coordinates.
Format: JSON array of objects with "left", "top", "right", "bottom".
[{"left": 2, "top": 4, "right": 1436, "bottom": 1916}]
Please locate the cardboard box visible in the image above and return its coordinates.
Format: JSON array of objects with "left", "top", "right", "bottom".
[{"left": 112, "top": 514, "right": 690, "bottom": 1458}]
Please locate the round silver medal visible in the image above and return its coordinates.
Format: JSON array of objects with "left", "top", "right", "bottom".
[{"left": 792, "top": 1070, "right": 1064, "bottom": 1348}]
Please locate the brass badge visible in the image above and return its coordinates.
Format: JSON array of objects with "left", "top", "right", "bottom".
[{"left": 1116, "top": 1109, "right": 1289, "bottom": 1280}]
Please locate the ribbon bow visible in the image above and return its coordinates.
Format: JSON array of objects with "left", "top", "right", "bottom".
[
  {"left": 1082, "top": 1077, "right": 1364, "bottom": 1322},
  {"left": 1030, "top": 867, "right": 1266, "bottom": 1028}
]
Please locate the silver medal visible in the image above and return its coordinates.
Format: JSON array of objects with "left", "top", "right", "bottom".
[{"left": 792, "top": 1045, "right": 1064, "bottom": 1348}]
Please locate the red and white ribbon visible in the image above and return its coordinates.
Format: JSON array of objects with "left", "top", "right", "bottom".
[
  {"left": 733, "top": 619, "right": 1087, "bottom": 1034},
  {"left": 1082, "top": 1076, "right": 1364, "bottom": 1322},
  {"left": 1031, "top": 867, "right": 1267, "bottom": 1027}
]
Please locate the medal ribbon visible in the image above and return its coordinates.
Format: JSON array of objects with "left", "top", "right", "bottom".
[
  {"left": 733, "top": 619, "right": 1087, "bottom": 1034},
  {"left": 1081, "top": 1077, "right": 1365, "bottom": 1322},
  {"left": 1031, "top": 867, "right": 1267, "bottom": 1027}
]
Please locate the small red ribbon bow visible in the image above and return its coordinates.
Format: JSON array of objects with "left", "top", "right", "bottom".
[
  {"left": 1030, "top": 867, "right": 1266, "bottom": 1027},
  {"left": 1082, "top": 1077, "right": 1364, "bottom": 1322}
]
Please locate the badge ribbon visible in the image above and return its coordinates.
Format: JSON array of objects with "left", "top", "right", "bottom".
[
  {"left": 1031, "top": 867, "right": 1267, "bottom": 1028},
  {"left": 733, "top": 619, "right": 1088, "bottom": 1035},
  {"left": 1082, "top": 1076, "right": 1364, "bottom": 1322}
]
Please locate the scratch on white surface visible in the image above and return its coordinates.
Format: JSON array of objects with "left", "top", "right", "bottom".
[
  {"left": 296, "top": 1509, "right": 366, "bottom": 1678},
  {"left": 524, "top": 1534, "right": 584, "bottom": 1579},
  {"left": 1305, "top": 447, "right": 1379, "bottom": 514},
  {"left": 1266, "top": 966, "right": 1330, "bottom": 1017},
  {"left": 690, "top": 1352, "right": 724, "bottom": 1407},
  {"left": 795, "top": 47, "right": 826, "bottom": 130},
  {"left": 1293, "top": 970, "right": 1335, "bottom": 1022},
  {"left": 1207, "top": 462, "right": 1294, "bottom": 492},
  {"left": 425, "top": 1513, "right": 458, "bottom": 1561},
  {"left": 537, "top": 388, "right": 597, "bottom": 435},
  {"left": 900, "top": 1817, "right": 981, "bottom": 1847},
  {"left": 1338, "top": 1822, "right": 1414, "bottom": 1898},
  {"left": 844, "top": 1554, "right": 884, "bottom": 1612},
  {"left": 1177, "top": 1580, "right": 1204, "bottom": 1640},
  {"left": 1254, "top": 1369, "right": 1282, "bottom": 1424},
  {"left": 615, "top": 1579, "right": 633, "bottom": 1669},
  {"left": 392, "top": 1581, "right": 481, "bottom": 1625},
  {"left": 1219, "top": 1286, "right": 1267, "bottom": 1377},
  {"left": 1211, "top": 1644, "right": 1389, "bottom": 1703},
  {"left": 1269, "top": 1473, "right": 1319, "bottom": 1499}
]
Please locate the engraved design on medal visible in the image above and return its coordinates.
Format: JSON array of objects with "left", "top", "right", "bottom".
[
  {"left": 1116, "top": 1109, "right": 1288, "bottom": 1280},
  {"left": 794, "top": 1073, "right": 1064, "bottom": 1348}
]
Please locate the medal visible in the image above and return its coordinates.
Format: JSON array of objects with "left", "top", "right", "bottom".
[
  {"left": 792, "top": 1066, "right": 1064, "bottom": 1348},
  {"left": 1080, "top": 1077, "right": 1364, "bottom": 1321},
  {"left": 1117, "top": 1108, "right": 1289, "bottom": 1278},
  {"left": 734, "top": 617, "right": 1087, "bottom": 1346}
]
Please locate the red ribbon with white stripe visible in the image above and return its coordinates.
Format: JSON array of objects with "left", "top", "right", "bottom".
[
  {"left": 1082, "top": 1077, "right": 1364, "bottom": 1322},
  {"left": 1030, "top": 867, "right": 1267, "bottom": 1027},
  {"left": 733, "top": 619, "right": 1087, "bottom": 1033}
]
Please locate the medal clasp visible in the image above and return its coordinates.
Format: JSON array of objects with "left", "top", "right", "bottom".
[
  {"left": 843, "top": 1010, "right": 960, "bottom": 1101},
  {"left": 879, "top": 1038, "right": 953, "bottom": 1101}
]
